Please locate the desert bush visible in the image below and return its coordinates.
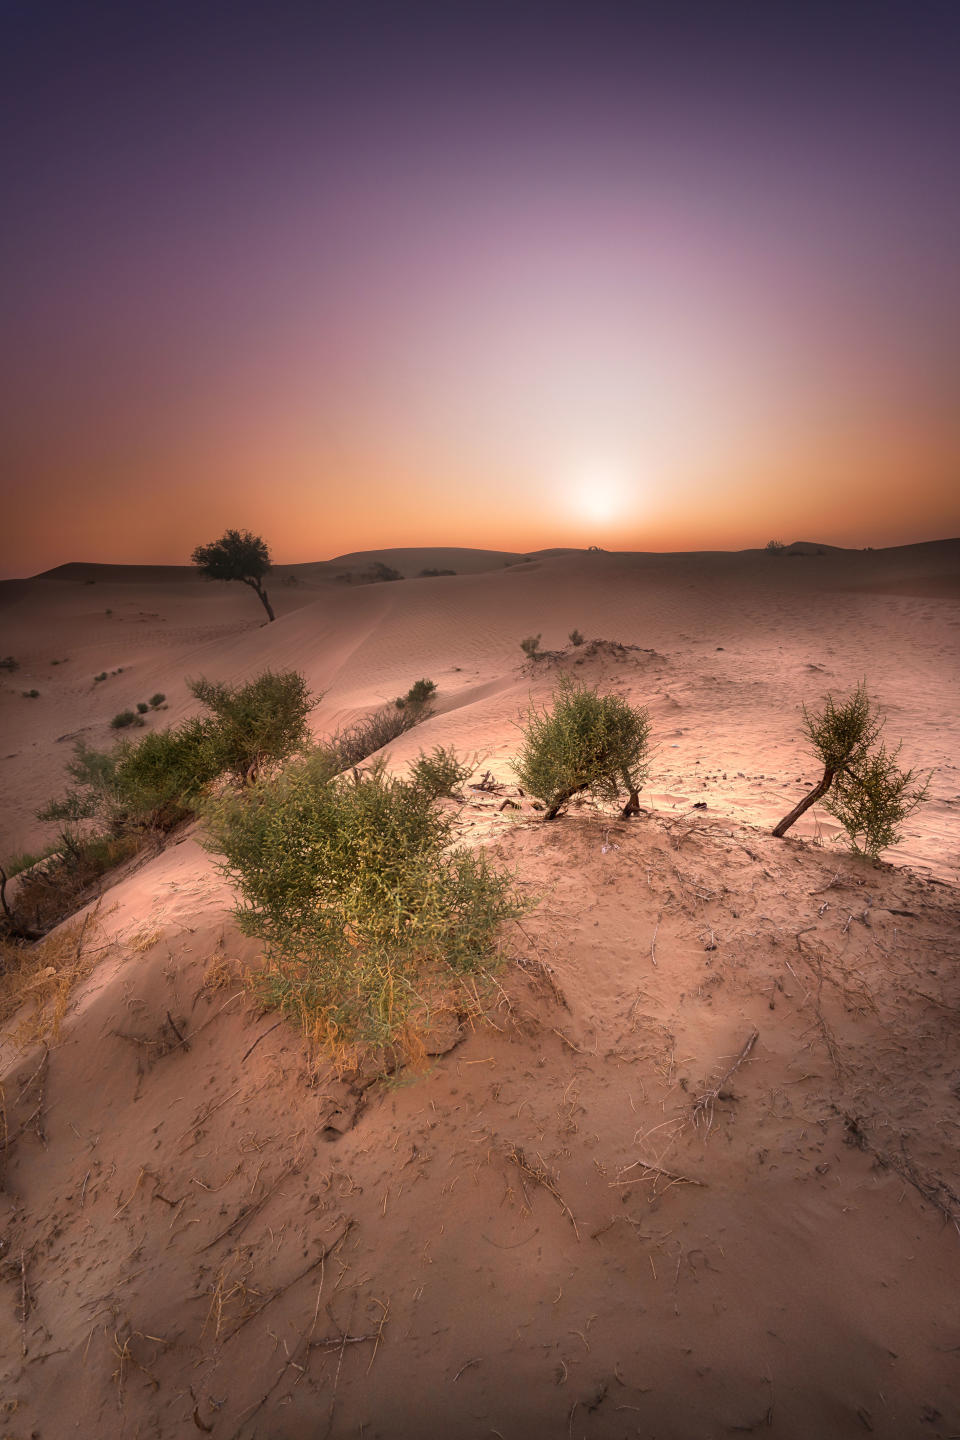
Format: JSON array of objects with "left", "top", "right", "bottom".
[
  {"left": 765, "top": 539, "right": 786, "bottom": 552},
  {"left": 396, "top": 678, "right": 437, "bottom": 709},
  {"left": 418, "top": 568, "right": 456, "bottom": 577},
  {"left": 569, "top": 629, "right": 584, "bottom": 647},
  {"left": 0, "top": 656, "right": 19, "bottom": 671},
  {"left": 2, "top": 831, "right": 139, "bottom": 943},
  {"left": 520, "top": 634, "right": 542, "bottom": 659},
  {"left": 149, "top": 692, "right": 166, "bottom": 708},
  {"left": 773, "top": 681, "right": 929, "bottom": 854},
  {"left": 187, "top": 669, "right": 315, "bottom": 782},
  {"left": 202, "top": 757, "right": 524, "bottom": 1057},
  {"left": 410, "top": 746, "right": 472, "bottom": 800},
  {"left": 94, "top": 672, "right": 107, "bottom": 683},
  {"left": 330, "top": 701, "right": 426, "bottom": 771},
  {"left": 136, "top": 701, "right": 149, "bottom": 714},
  {"left": 3, "top": 845, "right": 57, "bottom": 878},
  {"left": 110, "top": 709, "right": 140, "bottom": 729},
  {"left": 369, "top": 562, "right": 402, "bottom": 582},
  {"left": 22, "top": 689, "right": 39, "bottom": 699},
  {"left": 514, "top": 677, "right": 651, "bottom": 820},
  {"left": 823, "top": 742, "right": 930, "bottom": 858}
]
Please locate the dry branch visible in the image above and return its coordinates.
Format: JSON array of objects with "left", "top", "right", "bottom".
[{"left": 691, "top": 1028, "right": 759, "bottom": 1132}]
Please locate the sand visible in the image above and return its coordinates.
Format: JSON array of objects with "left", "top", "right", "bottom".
[{"left": 0, "top": 540, "right": 958, "bottom": 1438}]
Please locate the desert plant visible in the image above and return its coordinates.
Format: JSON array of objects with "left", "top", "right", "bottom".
[
  {"left": 396, "top": 678, "right": 437, "bottom": 709},
  {"left": 520, "top": 634, "right": 542, "bottom": 660},
  {"left": 110, "top": 709, "right": 140, "bottom": 729},
  {"left": 773, "top": 682, "right": 881, "bottom": 838},
  {"left": 410, "top": 746, "right": 472, "bottom": 800},
  {"left": 94, "top": 672, "right": 107, "bottom": 682},
  {"left": 823, "top": 742, "right": 930, "bottom": 858},
  {"left": 330, "top": 701, "right": 427, "bottom": 771},
  {"left": 187, "top": 670, "right": 315, "bottom": 783},
  {"left": 368, "top": 562, "right": 402, "bottom": 582},
  {"left": 22, "top": 689, "right": 39, "bottom": 698},
  {"left": 149, "top": 692, "right": 166, "bottom": 708},
  {"left": 765, "top": 539, "right": 786, "bottom": 553},
  {"left": 202, "top": 757, "right": 524, "bottom": 1057},
  {"left": 418, "top": 568, "right": 456, "bottom": 577},
  {"left": 569, "top": 629, "right": 585, "bottom": 647},
  {"left": 191, "top": 528, "right": 276, "bottom": 622},
  {"left": 1, "top": 656, "right": 19, "bottom": 671},
  {"left": 136, "top": 701, "right": 149, "bottom": 714},
  {"left": 514, "top": 677, "right": 651, "bottom": 820}
]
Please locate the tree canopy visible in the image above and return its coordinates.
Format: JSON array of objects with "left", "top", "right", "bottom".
[{"left": 191, "top": 529, "right": 276, "bottom": 621}]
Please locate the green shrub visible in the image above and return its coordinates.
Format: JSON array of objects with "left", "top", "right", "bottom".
[
  {"left": 410, "top": 746, "right": 472, "bottom": 800},
  {"left": 187, "top": 669, "right": 316, "bottom": 782},
  {"left": 569, "top": 629, "right": 585, "bottom": 647},
  {"left": 0, "top": 656, "right": 18, "bottom": 672},
  {"left": 202, "top": 758, "right": 524, "bottom": 1056},
  {"left": 94, "top": 672, "right": 107, "bottom": 683},
  {"left": 396, "top": 678, "right": 437, "bottom": 709},
  {"left": 514, "top": 676, "right": 651, "bottom": 819},
  {"left": 110, "top": 709, "right": 140, "bottom": 729},
  {"left": 3, "top": 845, "right": 58, "bottom": 878},
  {"left": 520, "top": 634, "right": 542, "bottom": 659},
  {"left": 149, "top": 692, "right": 166, "bottom": 708},
  {"left": 136, "top": 701, "right": 149, "bottom": 714},
  {"left": 773, "top": 681, "right": 930, "bottom": 854},
  {"left": 22, "top": 689, "right": 40, "bottom": 699}
]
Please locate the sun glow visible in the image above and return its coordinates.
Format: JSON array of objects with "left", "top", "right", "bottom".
[{"left": 566, "top": 464, "right": 632, "bottom": 528}]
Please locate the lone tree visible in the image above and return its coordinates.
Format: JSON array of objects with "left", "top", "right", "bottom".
[
  {"left": 191, "top": 529, "right": 275, "bottom": 622},
  {"left": 514, "top": 677, "right": 651, "bottom": 820},
  {"left": 773, "top": 681, "right": 928, "bottom": 855}
]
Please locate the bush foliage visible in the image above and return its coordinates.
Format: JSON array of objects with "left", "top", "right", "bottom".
[
  {"left": 409, "top": 745, "right": 472, "bottom": 800},
  {"left": 202, "top": 758, "right": 524, "bottom": 1057},
  {"left": 187, "top": 669, "right": 315, "bottom": 782},
  {"left": 520, "top": 634, "right": 542, "bottom": 659},
  {"left": 514, "top": 677, "right": 651, "bottom": 819}
]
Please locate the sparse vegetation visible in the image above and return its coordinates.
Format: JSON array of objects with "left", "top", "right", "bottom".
[
  {"left": 520, "top": 634, "right": 542, "bottom": 660},
  {"left": 22, "top": 688, "right": 40, "bottom": 698},
  {"left": 202, "top": 757, "right": 524, "bottom": 1060},
  {"left": 329, "top": 701, "right": 428, "bottom": 771},
  {"left": 187, "top": 670, "right": 316, "bottom": 783},
  {"left": 191, "top": 528, "right": 276, "bottom": 622},
  {"left": 110, "top": 709, "right": 141, "bottom": 729},
  {"left": 395, "top": 678, "right": 437, "bottom": 709},
  {"left": 514, "top": 676, "right": 651, "bottom": 820},
  {"left": 136, "top": 701, "right": 149, "bottom": 714},
  {"left": 0, "top": 656, "right": 18, "bottom": 672},
  {"left": 410, "top": 745, "right": 472, "bottom": 800},
  {"left": 765, "top": 539, "right": 786, "bottom": 553},
  {"left": 94, "top": 672, "right": 107, "bottom": 683},
  {"left": 418, "top": 568, "right": 457, "bottom": 577},
  {"left": 569, "top": 629, "right": 585, "bottom": 647},
  {"left": 773, "top": 681, "right": 929, "bottom": 856},
  {"left": 149, "top": 692, "right": 166, "bottom": 708}
]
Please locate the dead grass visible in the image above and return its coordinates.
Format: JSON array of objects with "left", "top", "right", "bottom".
[{"left": 0, "top": 910, "right": 107, "bottom": 1047}]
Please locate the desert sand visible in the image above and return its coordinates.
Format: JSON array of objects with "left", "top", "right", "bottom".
[{"left": 0, "top": 540, "right": 958, "bottom": 1438}]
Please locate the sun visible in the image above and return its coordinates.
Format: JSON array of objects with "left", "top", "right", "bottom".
[{"left": 567, "top": 463, "right": 631, "bottom": 527}]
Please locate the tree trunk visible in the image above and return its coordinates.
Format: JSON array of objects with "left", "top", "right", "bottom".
[
  {"left": 772, "top": 766, "right": 834, "bottom": 838},
  {"left": 544, "top": 784, "right": 586, "bottom": 820},
  {"left": 255, "top": 583, "right": 276, "bottom": 622},
  {"left": 620, "top": 768, "right": 640, "bottom": 818}
]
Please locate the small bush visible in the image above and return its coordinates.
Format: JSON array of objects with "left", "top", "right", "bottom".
[
  {"left": 149, "top": 692, "right": 166, "bottom": 708},
  {"left": 202, "top": 758, "right": 524, "bottom": 1057},
  {"left": 22, "top": 689, "right": 40, "bottom": 698},
  {"left": 331, "top": 702, "right": 427, "bottom": 771},
  {"left": 569, "top": 629, "right": 585, "bottom": 647},
  {"left": 94, "top": 672, "right": 107, "bottom": 683},
  {"left": 110, "top": 709, "right": 140, "bottom": 729},
  {"left": 396, "top": 678, "right": 437, "bottom": 709},
  {"left": 0, "top": 656, "right": 18, "bottom": 672},
  {"left": 824, "top": 742, "right": 930, "bottom": 858},
  {"left": 520, "top": 634, "right": 542, "bottom": 659},
  {"left": 136, "top": 701, "right": 149, "bottom": 714},
  {"left": 418, "top": 568, "right": 456, "bottom": 577},
  {"left": 187, "top": 669, "right": 316, "bottom": 783},
  {"left": 765, "top": 539, "right": 786, "bottom": 553},
  {"left": 410, "top": 746, "right": 472, "bottom": 800},
  {"left": 514, "top": 676, "right": 651, "bottom": 819}
]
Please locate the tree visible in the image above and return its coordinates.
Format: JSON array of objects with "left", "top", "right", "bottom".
[
  {"left": 191, "top": 529, "right": 276, "bottom": 622},
  {"left": 773, "top": 681, "right": 928, "bottom": 854},
  {"left": 514, "top": 677, "right": 651, "bottom": 820}
]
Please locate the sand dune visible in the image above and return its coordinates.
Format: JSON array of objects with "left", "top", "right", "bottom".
[{"left": 1, "top": 541, "right": 959, "bottom": 1438}]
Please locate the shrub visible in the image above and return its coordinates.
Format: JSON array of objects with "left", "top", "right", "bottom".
[
  {"left": 330, "top": 702, "right": 426, "bottom": 771},
  {"left": 94, "top": 672, "right": 107, "bottom": 683},
  {"left": 418, "top": 568, "right": 456, "bottom": 577},
  {"left": 187, "top": 669, "right": 316, "bottom": 783},
  {"left": 410, "top": 746, "right": 472, "bottom": 800},
  {"left": 110, "top": 709, "right": 140, "bottom": 729},
  {"left": 396, "top": 678, "right": 437, "bottom": 709},
  {"left": 773, "top": 681, "right": 929, "bottom": 855},
  {"left": 765, "top": 539, "right": 786, "bottom": 553},
  {"left": 149, "top": 692, "right": 166, "bottom": 708},
  {"left": 520, "top": 634, "right": 542, "bottom": 659},
  {"left": 22, "top": 689, "right": 39, "bottom": 698},
  {"left": 202, "top": 758, "right": 524, "bottom": 1057},
  {"left": 136, "top": 701, "right": 149, "bottom": 714},
  {"left": 569, "top": 629, "right": 585, "bottom": 647},
  {"left": 514, "top": 676, "right": 651, "bottom": 819},
  {"left": 369, "top": 562, "right": 402, "bottom": 582},
  {"left": 0, "top": 656, "right": 18, "bottom": 672},
  {"left": 824, "top": 743, "right": 930, "bottom": 858}
]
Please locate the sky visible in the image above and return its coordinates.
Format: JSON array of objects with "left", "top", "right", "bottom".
[{"left": 1, "top": 0, "right": 958, "bottom": 576}]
